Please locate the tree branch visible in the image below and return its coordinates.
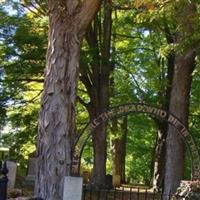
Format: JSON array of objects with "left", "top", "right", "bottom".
[
  {"left": 113, "top": 5, "right": 135, "bottom": 10},
  {"left": 14, "top": 90, "right": 43, "bottom": 106},
  {"left": 1, "top": 78, "right": 44, "bottom": 83},
  {"left": 76, "top": 96, "right": 89, "bottom": 109},
  {"left": 77, "top": 88, "right": 88, "bottom": 94},
  {"left": 115, "top": 47, "right": 155, "bottom": 53},
  {"left": 77, "top": 0, "right": 101, "bottom": 35},
  {"left": 123, "top": 67, "right": 147, "bottom": 102},
  {"left": 20, "top": 3, "right": 43, "bottom": 18},
  {"left": 34, "top": 0, "right": 48, "bottom": 15},
  {"left": 79, "top": 73, "right": 93, "bottom": 97},
  {"left": 113, "top": 33, "right": 143, "bottom": 40}
]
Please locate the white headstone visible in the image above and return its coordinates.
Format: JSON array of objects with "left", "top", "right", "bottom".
[
  {"left": 7, "top": 161, "right": 17, "bottom": 189},
  {"left": 63, "top": 176, "right": 83, "bottom": 200}
]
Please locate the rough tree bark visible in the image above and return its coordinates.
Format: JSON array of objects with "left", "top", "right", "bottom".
[
  {"left": 163, "top": 2, "right": 197, "bottom": 199},
  {"left": 35, "top": 1, "right": 101, "bottom": 199}
]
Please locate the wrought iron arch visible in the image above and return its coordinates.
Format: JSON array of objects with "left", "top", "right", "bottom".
[{"left": 71, "top": 103, "right": 200, "bottom": 180}]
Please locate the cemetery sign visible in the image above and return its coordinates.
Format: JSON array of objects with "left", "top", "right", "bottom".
[{"left": 72, "top": 103, "right": 200, "bottom": 180}]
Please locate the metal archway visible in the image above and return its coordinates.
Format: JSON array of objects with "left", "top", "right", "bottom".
[{"left": 71, "top": 103, "right": 200, "bottom": 180}]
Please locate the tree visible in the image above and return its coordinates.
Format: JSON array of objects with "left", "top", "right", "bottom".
[
  {"left": 35, "top": 1, "right": 101, "bottom": 199},
  {"left": 133, "top": 1, "right": 199, "bottom": 194},
  {"left": 163, "top": 1, "right": 198, "bottom": 198},
  {"left": 78, "top": 0, "right": 112, "bottom": 188},
  {"left": 109, "top": 5, "right": 168, "bottom": 185},
  {"left": 152, "top": 23, "right": 175, "bottom": 191}
]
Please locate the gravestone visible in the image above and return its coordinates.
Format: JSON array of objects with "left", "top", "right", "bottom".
[
  {"left": 0, "top": 147, "right": 9, "bottom": 160},
  {"left": 25, "top": 157, "right": 37, "bottom": 186},
  {"left": 82, "top": 171, "right": 90, "bottom": 184},
  {"left": 105, "top": 174, "right": 113, "bottom": 189},
  {"left": 7, "top": 161, "right": 17, "bottom": 189},
  {"left": 113, "top": 175, "right": 121, "bottom": 187},
  {"left": 63, "top": 176, "right": 83, "bottom": 200}
]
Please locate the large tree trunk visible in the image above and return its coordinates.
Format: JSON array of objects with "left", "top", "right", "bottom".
[
  {"left": 35, "top": 1, "right": 100, "bottom": 199},
  {"left": 91, "top": 82, "right": 110, "bottom": 189},
  {"left": 91, "top": 1, "right": 112, "bottom": 188},
  {"left": 163, "top": 2, "right": 197, "bottom": 198},
  {"left": 163, "top": 49, "right": 196, "bottom": 198},
  {"left": 79, "top": 0, "right": 112, "bottom": 189},
  {"left": 153, "top": 3, "right": 195, "bottom": 194},
  {"left": 152, "top": 50, "right": 175, "bottom": 191},
  {"left": 91, "top": 122, "right": 107, "bottom": 188},
  {"left": 89, "top": 74, "right": 110, "bottom": 189},
  {"left": 112, "top": 116, "right": 127, "bottom": 184}
]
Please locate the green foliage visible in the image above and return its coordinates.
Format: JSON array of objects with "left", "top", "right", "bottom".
[
  {"left": 125, "top": 114, "right": 156, "bottom": 184},
  {"left": 0, "top": 4, "right": 47, "bottom": 169}
]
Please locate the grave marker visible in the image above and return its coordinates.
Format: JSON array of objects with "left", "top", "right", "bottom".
[
  {"left": 7, "top": 161, "right": 17, "bottom": 189},
  {"left": 25, "top": 157, "right": 37, "bottom": 186},
  {"left": 63, "top": 176, "right": 83, "bottom": 200}
]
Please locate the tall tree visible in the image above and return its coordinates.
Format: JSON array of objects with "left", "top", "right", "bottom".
[
  {"left": 152, "top": 27, "right": 175, "bottom": 190},
  {"left": 79, "top": 0, "right": 112, "bottom": 188},
  {"left": 35, "top": 1, "right": 101, "bottom": 199},
  {"left": 109, "top": 6, "right": 169, "bottom": 185},
  {"left": 163, "top": 1, "right": 198, "bottom": 198},
  {"left": 133, "top": 1, "right": 199, "bottom": 193}
]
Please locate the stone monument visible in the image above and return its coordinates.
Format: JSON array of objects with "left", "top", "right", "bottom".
[
  {"left": 7, "top": 161, "right": 17, "bottom": 189},
  {"left": 113, "top": 175, "right": 121, "bottom": 187},
  {"left": 25, "top": 156, "right": 37, "bottom": 186},
  {"left": 63, "top": 176, "right": 83, "bottom": 200},
  {"left": 0, "top": 147, "right": 9, "bottom": 160},
  {"left": 105, "top": 174, "right": 113, "bottom": 189}
]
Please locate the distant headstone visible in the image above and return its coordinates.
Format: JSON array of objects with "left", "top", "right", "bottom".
[
  {"left": 25, "top": 157, "right": 37, "bottom": 186},
  {"left": 112, "top": 175, "right": 121, "bottom": 187},
  {"left": 105, "top": 174, "right": 113, "bottom": 189},
  {"left": 63, "top": 176, "right": 83, "bottom": 200},
  {"left": 0, "top": 147, "right": 9, "bottom": 160},
  {"left": 71, "top": 155, "right": 79, "bottom": 176},
  {"left": 82, "top": 171, "right": 90, "bottom": 184},
  {"left": 7, "top": 161, "right": 17, "bottom": 189}
]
